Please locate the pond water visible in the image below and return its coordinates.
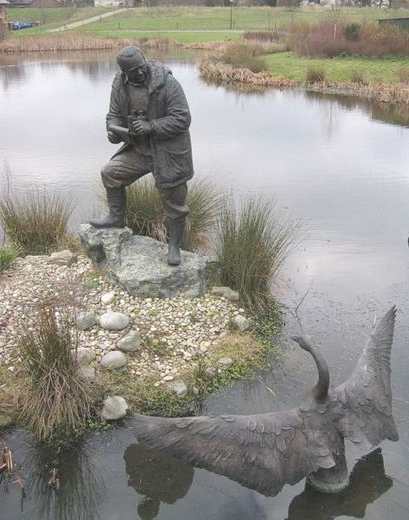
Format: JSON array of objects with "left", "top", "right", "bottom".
[{"left": 1, "top": 52, "right": 409, "bottom": 520}]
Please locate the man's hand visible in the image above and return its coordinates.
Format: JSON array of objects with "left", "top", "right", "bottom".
[
  {"left": 107, "top": 130, "right": 122, "bottom": 144},
  {"left": 129, "top": 119, "right": 152, "bottom": 136}
]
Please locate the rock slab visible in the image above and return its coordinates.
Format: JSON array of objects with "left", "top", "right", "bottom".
[{"left": 79, "top": 224, "right": 219, "bottom": 299}]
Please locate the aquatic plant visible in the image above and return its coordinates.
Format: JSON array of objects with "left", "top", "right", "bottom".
[
  {"left": 18, "top": 302, "right": 95, "bottom": 443},
  {"left": 215, "top": 196, "right": 296, "bottom": 309},
  {"left": 126, "top": 178, "right": 222, "bottom": 252},
  {"left": 0, "top": 190, "right": 72, "bottom": 255}
]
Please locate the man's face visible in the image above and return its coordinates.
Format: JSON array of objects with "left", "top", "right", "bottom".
[{"left": 124, "top": 62, "right": 148, "bottom": 85}]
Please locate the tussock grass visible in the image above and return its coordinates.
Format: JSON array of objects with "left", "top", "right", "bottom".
[
  {"left": 306, "top": 66, "right": 326, "bottom": 84},
  {"left": 216, "top": 197, "right": 296, "bottom": 309},
  {"left": 0, "top": 190, "right": 72, "bottom": 255},
  {"left": 126, "top": 178, "right": 164, "bottom": 241},
  {"left": 126, "top": 178, "right": 221, "bottom": 251},
  {"left": 18, "top": 302, "right": 95, "bottom": 443},
  {"left": 184, "top": 180, "right": 222, "bottom": 251},
  {"left": 0, "top": 246, "right": 17, "bottom": 272}
]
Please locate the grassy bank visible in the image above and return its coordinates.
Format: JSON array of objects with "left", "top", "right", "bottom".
[
  {"left": 76, "top": 6, "right": 409, "bottom": 34},
  {"left": 264, "top": 52, "right": 409, "bottom": 84},
  {"left": 7, "top": 6, "right": 114, "bottom": 32}
]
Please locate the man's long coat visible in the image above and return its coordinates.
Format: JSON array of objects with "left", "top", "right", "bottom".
[{"left": 106, "top": 61, "right": 194, "bottom": 189}]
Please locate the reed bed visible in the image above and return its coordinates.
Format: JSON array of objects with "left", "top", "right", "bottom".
[
  {"left": 0, "top": 35, "right": 173, "bottom": 54},
  {"left": 200, "top": 60, "right": 296, "bottom": 89}
]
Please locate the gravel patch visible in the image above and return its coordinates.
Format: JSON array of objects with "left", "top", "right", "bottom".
[{"left": 0, "top": 253, "right": 246, "bottom": 390}]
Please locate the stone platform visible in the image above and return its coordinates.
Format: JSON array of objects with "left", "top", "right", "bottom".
[{"left": 79, "top": 225, "right": 218, "bottom": 299}]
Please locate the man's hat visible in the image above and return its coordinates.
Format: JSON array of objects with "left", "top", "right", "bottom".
[{"left": 117, "top": 46, "right": 146, "bottom": 71}]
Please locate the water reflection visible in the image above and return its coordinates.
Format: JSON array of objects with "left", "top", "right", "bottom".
[
  {"left": 124, "top": 444, "right": 194, "bottom": 520},
  {"left": 26, "top": 442, "right": 104, "bottom": 520},
  {"left": 304, "top": 90, "right": 409, "bottom": 128},
  {"left": 286, "top": 448, "right": 392, "bottom": 520}
]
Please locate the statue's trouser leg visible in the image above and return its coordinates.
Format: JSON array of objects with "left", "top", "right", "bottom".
[
  {"left": 307, "top": 443, "right": 349, "bottom": 493},
  {"left": 159, "top": 183, "right": 189, "bottom": 266},
  {"left": 90, "top": 148, "right": 152, "bottom": 228}
]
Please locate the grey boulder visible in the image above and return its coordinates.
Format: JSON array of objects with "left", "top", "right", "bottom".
[
  {"left": 99, "top": 311, "right": 130, "bottom": 331},
  {"left": 211, "top": 286, "right": 239, "bottom": 302},
  {"left": 167, "top": 380, "right": 188, "bottom": 397},
  {"left": 101, "top": 396, "right": 128, "bottom": 420},
  {"left": 117, "top": 330, "right": 141, "bottom": 352},
  {"left": 76, "top": 312, "right": 97, "bottom": 331},
  {"left": 79, "top": 225, "right": 218, "bottom": 299},
  {"left": 48, "top": 250, "right": 77, "bottom": 266},
  {"left": 100, "top": 350, "right": 128, "bottom": 369}
]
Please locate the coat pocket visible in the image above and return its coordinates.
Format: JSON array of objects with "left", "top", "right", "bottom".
[{"left": 165, "top": 148, "right": 193, "bottom": 181}]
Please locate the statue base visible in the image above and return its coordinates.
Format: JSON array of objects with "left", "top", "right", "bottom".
[{"left": 79, "top": 224, "right": 219, "bottom": 299}]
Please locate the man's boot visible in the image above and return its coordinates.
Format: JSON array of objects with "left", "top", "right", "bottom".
[
  {"left": 90, "top": 187, "right": 126, "bottom": 228},
  {"left": 167, "top": 218, "right": 185, "bottom": 266}
]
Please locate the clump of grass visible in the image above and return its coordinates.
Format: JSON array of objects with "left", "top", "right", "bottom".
[
  {"left": 18, "top": 302, "right": 95, "bottom": 443},
  {"left": 184, "top": 180, "right": 222, "bottom": 251},
  {"left": 0, "top": 190, "right": 72, "bottom": 255},
  {"left": 350, "top": 70, "right": 368, "bottom": 86},
  {"left": 126, "top": 178, "right": 221, "bottom": 252},
  {"left": 220, "top": 43, "right": 268, "bottom": 74},
  {"left": 0, "top": 245, "right": 17, "bottom": 272},
  {"left": 398, "top": 67, "right": 409, "bottom": 84},
  {"left": 126, "top": 178, "right": 164, "bottom": 240},
  {"left": 216, "top": 197, "right": 295, "bottom": 309},
  {"left": 306, "top": 67, "right": 326, "bottom": 84}
]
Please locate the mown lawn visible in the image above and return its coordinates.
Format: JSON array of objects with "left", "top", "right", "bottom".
[
  {"left": 79, "top": 6, "right": 409, "bottom": 33},
  {"left": 264, "top": 52, "right": 409, "bottom": 84}
]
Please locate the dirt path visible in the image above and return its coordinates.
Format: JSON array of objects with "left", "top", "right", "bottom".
[{"left": 48, "top": 8, "right": 129, "bottom": 33}]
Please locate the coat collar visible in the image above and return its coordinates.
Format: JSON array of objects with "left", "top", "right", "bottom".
[{"left": 121, "top": 61, "right": 171, "bottom": 95}]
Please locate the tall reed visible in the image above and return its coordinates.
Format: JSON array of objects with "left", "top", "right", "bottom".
[
  {"left": 0, "top": 190, "right": 72, "bottom": 255},
  {"left": 216, "top": 197, "right": 296, "bottom": 309}
]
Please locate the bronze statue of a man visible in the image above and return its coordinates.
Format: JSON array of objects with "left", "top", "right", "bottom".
[{"left": 90, "top": 46, "right": 194, "bottom": 266}]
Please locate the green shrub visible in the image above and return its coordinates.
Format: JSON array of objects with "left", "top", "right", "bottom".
[
  {"left": 0, "top": 190, "right": 72, "bottom": 255},
  {"left": 18, "top": 302, "right": 95, "bottom": 443},
  {"left": 344, "top": 23, "right": 361, "bottom": 42},
  {"left": 220, "top": 43, "right": 268, "bottom": 74},
  {"left": 306, "top": 67, "right": 326, "bottom": 84},
  {"left": 0, "top": 246, "right": 17, "bottom": 272},
  {"left": 216, "top": 197, "right": 296, "bottom": 309},
  {"left": 126, "top": 178, "right": 222, "bottom": 252}
]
